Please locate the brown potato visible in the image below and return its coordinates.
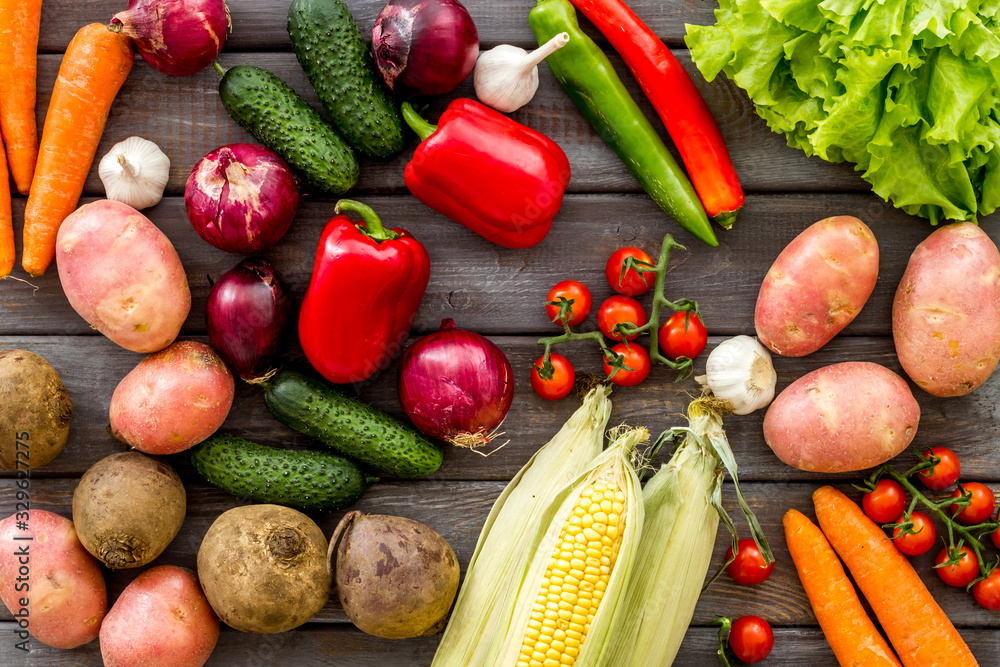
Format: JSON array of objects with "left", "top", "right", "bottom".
[
  {"left": 0, "top": 350, "right": 72, "bottom": 470},
  {"left": 892, "top": 222, "right": 1000, "bottom": 397},
  {"left": 331, "top": 512, "right": 459, "bottom": 639},
  {"left": 73, "top": 452, "right": 186, "bottom": 569},
  {"left": 197, "top": 504, "right": 330, "bottom": 634},
  {"left": 755, "top": 216, "right": 879, "bottom": 357}
]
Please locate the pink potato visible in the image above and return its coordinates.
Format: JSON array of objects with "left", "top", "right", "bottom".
[
  {"left": 0, "top": 510, "right": 106, "bottom": 648},
  {"left": 755, "top": 216, "right": 879, "bottom": 357},
  {"left": 110, "top": 341, "right": 235, "bottom": 454},
  {"left": 56, "top": 199, "right": 191, "bottom": 353},
  {"left": 763, "top": 362, "right": 920, "bottom": 473},
  {"left": 100, "top": 565, "right": 219, "bottom": 667},
  {"left": 892, "top": 222, "right": 1000, "bottom": 397}
]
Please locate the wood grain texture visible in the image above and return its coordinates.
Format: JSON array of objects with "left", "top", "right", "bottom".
[
  {"left": 24, "top": 50, "right": 862, "bottom": 200},
  {"left": 2, "top": 479, "right": 998, "bottom": 631},
  {"left": 12, "top": 623, "right": 1000, "bottom": 666},
  {"left": 0, "top": 193, "right": 979, "bottom": 337},
  {"left": 36, "top": 0, "right": 722, "bottom": 53},
  {"left": 2, "top": 334, "right": 999, "bottom": 482}
]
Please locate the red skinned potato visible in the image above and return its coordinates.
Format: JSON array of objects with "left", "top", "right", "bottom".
[
  {"left": 755, "top": 216, "right": 878, "bottom": 357},
  {"left": 763, "top": 362, "right": 919, "bottom": 472},
  {"left": 0, "top": 510, "right": 106, "bottom": 648},
  {"left": 56, "top": 200, "right": 191, "bottom": 353},
  {"left": 110, "top": 341, "right": 235, "bottom": 454},
  {"left": 100, "top": 565, "right": 219, "bottom": 667},
  {"left": 893, "top": 222, "right": 1000, "bottom": 397}
]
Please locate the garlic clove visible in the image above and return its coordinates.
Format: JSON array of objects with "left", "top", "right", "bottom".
[
  {"left": 98, "top": 136, "right": 171, "bottom": 210},
  {"left": 473, "top": 32, "right": 569, "bottom": 114},
  {"left": 703, "top": 335, "right": 777, "bottom": 415}
]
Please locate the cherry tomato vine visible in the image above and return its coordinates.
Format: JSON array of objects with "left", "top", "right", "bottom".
[{"left": 535, "top": 234, "right": 701, "bottom": 385}]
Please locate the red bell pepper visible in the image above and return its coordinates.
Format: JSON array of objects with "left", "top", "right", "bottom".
[
  {"left": 298, "top": 199, "right": 430, "bottom": 385},
  {"left": 568, "top": 0, "right": 744, "bottom": 228},
  {"left": 402, "top": 99, "right": 571, "bottom": 249}
]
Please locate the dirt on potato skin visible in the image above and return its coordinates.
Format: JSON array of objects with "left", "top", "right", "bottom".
[
  {"left": 197, "top": 504, "right": 330, "bottom": 634},
  {"left": 72, "top": 452, "right": 186, "bottom": 569},
  {"left": 331, "top": 512, "right": 460, "bottom": 640},
  {"left": 0, "top": 349, "right": 73, "bottom": 471}
]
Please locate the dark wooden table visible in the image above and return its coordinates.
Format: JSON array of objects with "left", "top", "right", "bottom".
[{"left": 3, "top": 0, "right": 1000, "bottom": 664}]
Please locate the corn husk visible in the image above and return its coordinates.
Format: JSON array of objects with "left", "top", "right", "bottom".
[
  {"left": 431, "top": 386, "right": 613, "bottom": 667},
  {"left": 494, "top": 424, "right": 646, "bottom": 666},
  {"left": 601, "top": 396, "right": 772, "bottom": 666}
]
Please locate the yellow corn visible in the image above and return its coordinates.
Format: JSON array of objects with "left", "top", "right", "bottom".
[
  {"left": 498, "top": 425, "right": 645, "bottom": 667},
  {"left": 516, "top": 476, "right": 627, "bottom": 667},
  {"left": 431, "top": 386, "right": 613, "bottom": 667}
]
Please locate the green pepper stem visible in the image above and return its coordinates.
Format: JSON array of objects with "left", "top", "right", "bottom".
[
  {"left": 213, "top": 62, "right": 226, "bottom": 78},
  {"left": 335, "top": 199, "right": 399, "bottom": 242},
  {"left": 401, "top": 102, "right": 438, "bottom": 142}
]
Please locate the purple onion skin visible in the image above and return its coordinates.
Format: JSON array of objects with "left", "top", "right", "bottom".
[
  {"left": 373, "top": 0, "right": 479, "bottom": 98},
  {"left": 111, "top": 0, "right": 229, "bottom": 77},
  {"left": 206, "top": 258, "right": 295, "bottom": 382},
  {"left": 185, "top": 143, "right": 301, "bottom": 253},
  {"left": 398, "top": 319, "right": 513, "bottom": 445}
]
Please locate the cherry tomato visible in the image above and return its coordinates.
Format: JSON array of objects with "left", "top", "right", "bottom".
[
  {"left": 658, "top": 312, "right": 708, "bottom": 361},
  {"left": 545, "top": 280, "right": 592, "bottom": 327},
  {"left": 935, "top": 546, "right": 979, "bottom": 587},
  {"left": 950, "top": 482, "right": 996, "bottom": 525},
  {"left": 918, "top": 447, "right": 961, "bottom": 490},
  {"left": 973, "top": 569, "right": 1000, "bottom": 611},
  {"left": 530, "top": 353, "right": 575, "bottom": 401},
  {"left": 863, "top": 479, "right": 908, "bottom": 525},
  {"left": 729, "top": 616, "right": 774, "bottom": 664},
  {"left": 603, "top": 343, "right": 651, "bottom": 387},
  {"left": 605, "top": 247, "right": 655, "bottom": 296},
  {"left": 892, "top": 511, "right": 937, "bottom": 556},
  {"left": 993, "top": 527, "right": 1000, "bottom": 551},
  {"left": 597, "top": 296, "right": 647, "bottom": 342},
  {"left": 725, "top": 538, "right": 774, "bottom": 586}
]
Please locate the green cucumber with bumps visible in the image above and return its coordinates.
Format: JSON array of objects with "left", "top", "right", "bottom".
[
  {"left": 263, "top": 369, "right": 443, "bottom": 478},
  {"left": 288, "top": 0, "right": 405, "bottom": 160},
  {"left": 215, "top": 63, "right": 359, "bottom": 195},
  {"left": 190, "top": 434, "right": 376, "bottom": 511}
]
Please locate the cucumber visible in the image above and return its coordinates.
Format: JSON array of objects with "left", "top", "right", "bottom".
[
  {"left": 263, "top": 369, "right": 443, "bottom": 479},
  {"left": 288, "top": 0, "right": 405, "bottom": 160},
  {"left": 190, "top": 434, "right": 376, "bottom": 511},
  {"left": 215, "top": 63, "right": 359, "bottom": 195}
]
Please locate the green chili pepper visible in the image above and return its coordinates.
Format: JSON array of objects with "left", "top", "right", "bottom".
[{"left": 529, "top": 0, "right": 718, "bottom": 247}]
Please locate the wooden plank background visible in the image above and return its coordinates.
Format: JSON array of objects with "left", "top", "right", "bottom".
[{"left": 3, "top": 0, "right": 999, "bottom": 665}]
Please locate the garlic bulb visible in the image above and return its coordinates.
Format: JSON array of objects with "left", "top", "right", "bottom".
[
  {"left": 473, "top": 32, "right": 569, "bottom": 113},
  {"left": 696, "top": 336, "right": 777, "bottom": 415},
  {"left": 98, "top": 136, "right": 170, "bottom": 210}
]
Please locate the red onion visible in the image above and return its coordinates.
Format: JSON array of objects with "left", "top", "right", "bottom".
[
  {"left": 206, "top": 258, "right": 295, "bottom": 382},
  {"left": 110, "top": 0, "right": 230, "bottom": 77},
  {"left": 398, "top": 319, "right": 513, "bottom": 448},
  {"left": 372, "top": 0, "right": 479, "bottom": 98},
  {"left": 185, "top": 143, "right": 301, "bottom": 253}
]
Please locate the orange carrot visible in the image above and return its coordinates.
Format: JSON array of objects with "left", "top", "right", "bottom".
[
  {"left": 783, "top": 508, "right": 901, "bottom": 667},
  {"left": 813, "top": 486, "right": 978, "bottom": 667},
  {"left": 0, "top": 139, "right": 12, "bottom": 277},
  {"left": 22, "top": 23, "right": 133, "bottom": 277},
  {"left": 0, "top": 0, "right": 43, "bottom": 194}
]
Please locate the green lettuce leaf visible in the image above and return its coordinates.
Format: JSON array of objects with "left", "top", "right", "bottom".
[{"left": 686, "top": 0, "right": 1000, "bottom": 223}]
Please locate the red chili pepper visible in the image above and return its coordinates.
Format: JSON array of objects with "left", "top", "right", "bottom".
[
  {"left": 298, "top": 199, "right": 430, "bottom": 385},
  {"left": 568, "top": 0, "right": 744, "bottom": 227},
  {"left": 402, "top": 98, "right": 571, "bottom": 249}
]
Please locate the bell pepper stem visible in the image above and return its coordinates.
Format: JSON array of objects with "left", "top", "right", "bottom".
[
  {"left": 401, "top": 102, "right": 438, "bottom": 142},
  {"left": 335, "top": 199, "right": 399, "bottom": 242}
]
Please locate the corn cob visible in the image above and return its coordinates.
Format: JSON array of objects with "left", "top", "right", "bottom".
[
  {"left": 497, "top": 425, "right": 646, "bottom": 667},
  {"left": 601, "top": 395, "right": 772, "bottom": 666},
  {"left": 431, "top": 386, "right": 613, "bottom": 667}
]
